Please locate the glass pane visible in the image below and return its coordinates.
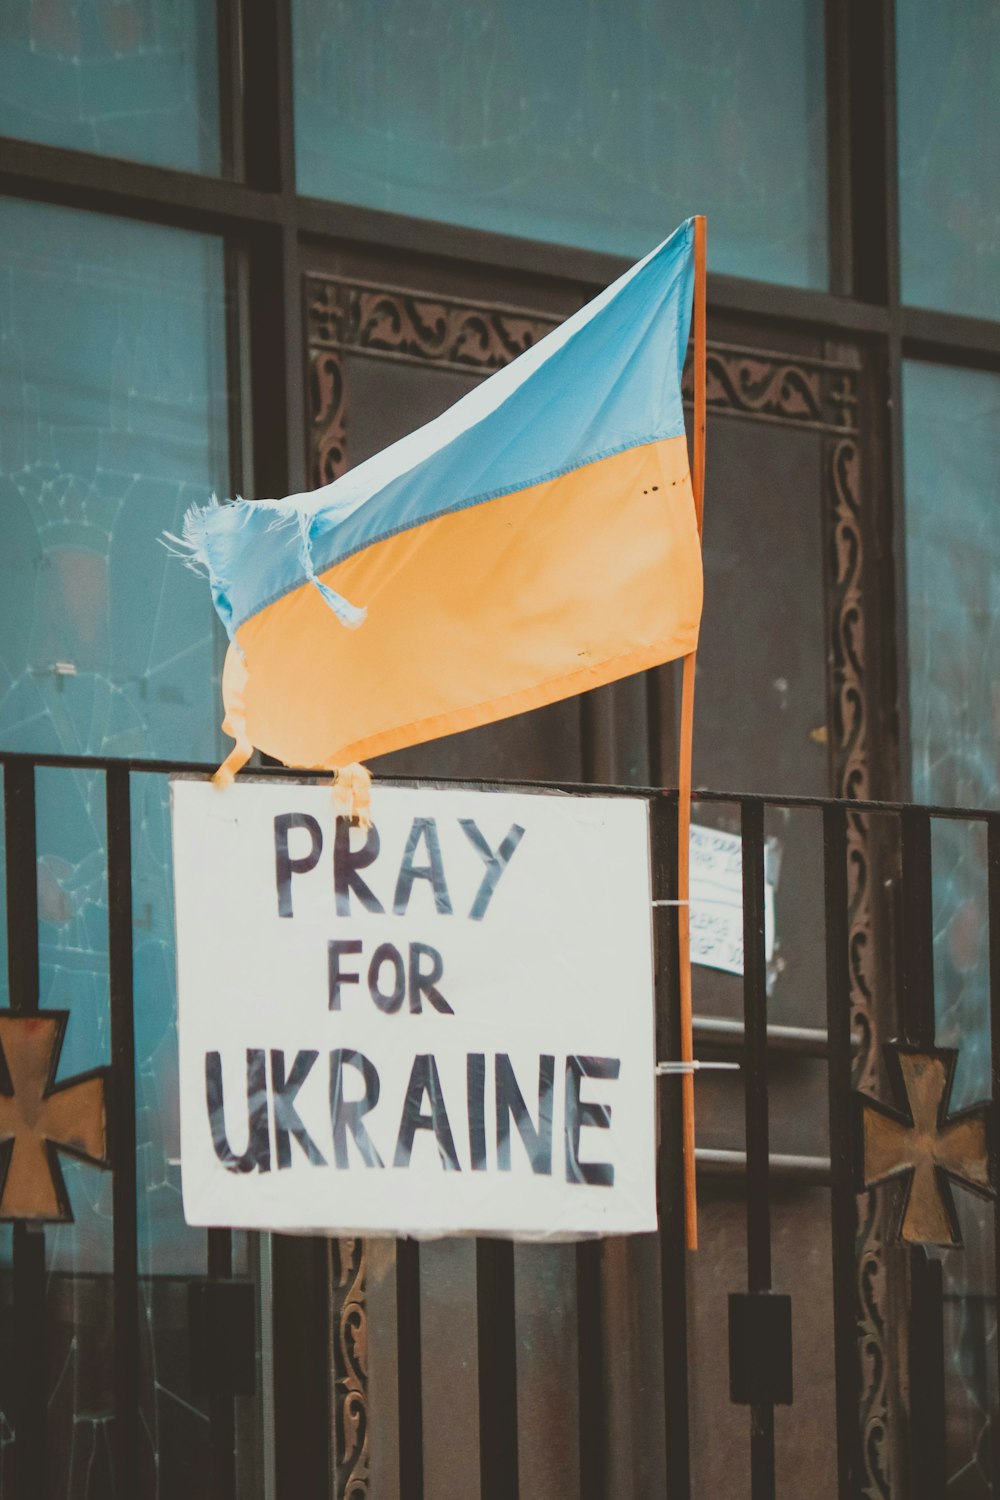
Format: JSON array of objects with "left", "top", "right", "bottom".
[
  {"left": 905, "top": 360, "right": 1000, "bottom": 1490},
  {"left": 0, "top": 0, "right": 223, "bottom": 175},
  {"left": 907, "top": 361, "right": 1000, "bottom": 811},
  {"left": 0, "top": 196, "right": 229, "bottom": 764},
  {"left": 905, "top": 361, "right": 1000, "bottom": 1097},
  {"left": 293, "top": 0, "right": 828, "bottom": 288},
  {"left": 897, "top": 0, "right": 1000, "bottom": 319},
  {"left": 36, "top": 766, "right": 116, "bottom": 1499}
]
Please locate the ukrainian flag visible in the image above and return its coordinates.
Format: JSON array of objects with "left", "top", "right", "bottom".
[{"left": 172, "top": 219, "right": 702, "bottom": 775}]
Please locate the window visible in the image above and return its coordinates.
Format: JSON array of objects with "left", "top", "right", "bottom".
[
  {"left": 904, "top": 359, "right": 1000, "bottom": 1104},
  {"left": 0, "top": 0, "right": 224, "bottom": 174},
  {"left": 0, "top": 198, "right": 230, "bottom": 763},
  {"left": 0, "top": 196, "right": 236, "bottom": 1493},
  {"left": 896, "top": 0, "right": 1000, "bottom": 319},
  {"left": 293, "top": 0, "right": 828, "bottom": 288}
]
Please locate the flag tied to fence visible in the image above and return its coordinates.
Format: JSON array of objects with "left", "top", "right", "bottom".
[{"left": 167, "top": 218, "right": 703, "bottom": 780}]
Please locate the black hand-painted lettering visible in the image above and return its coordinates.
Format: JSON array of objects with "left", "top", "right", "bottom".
[
  {"left": 274, "top": 812, "right": 323, "bottom": 918},
  {"left": 334, "top": 816, "right": 385, "bottom": 915},
  {"left": 368, "top": 942, "right": 406, "bottom": 1012},
  {"left": 408, "top": 941, "right": 453, "bottom": 1014},
  {"left": 458, "top": 820, "right": 525, "bottom": 920},
  {"left": 564, "top": 1055, "right": 620, "bottom": 1187},
  {"left": 496, "top": 1054, "right": 554, "bottom": 1175},
  {"left": 467, "top": 1054, "right": 487, "bottom": 1171},
  {"left": 270, "top": 1050, "right": 326, "bottom": 1168},
  {"left": 329, "top": 1049, "right": 384, "bottom": 1168},
  {"left": 328, "top": 939, "right": 363, "bottom": 1009},
  {"left": 205, "top": 1049, "right": 270, "bottom": 1173},
  {"left": 393, "top": 818, "right": 453, "bottom": 916},
  {"left": 393, "top": 1054, "right": 460, "bottom": 1171}
]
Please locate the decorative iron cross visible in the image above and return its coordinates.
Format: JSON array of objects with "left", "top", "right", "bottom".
[
  {"left": 860, "top": 1044, "right": 991, "bottom": 1248},
  {"left": 0, "top": 1012, "right": 110, "bottom": 1222}
]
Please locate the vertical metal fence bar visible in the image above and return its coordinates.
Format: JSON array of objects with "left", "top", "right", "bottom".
[
  {"left": 907, "top": 1247, "right": 946, "bottom": 1499},
  {"left": 898, "top": 808, "right": 935, "bottom": 1049},
  {"left": 476, "top": 1238, "right": 518, "bottom": 1500},
  {"left": 106, "top": 765, "right": 139, "bottom": 1498},
  {"left": 207, "top": 1228, "right": 236, "bottom": 1500},
  {"left": 822, "top": 804, "right": 862, "bottom": 1496},
  {"left": 3, "top": 761, "right": 39, "bottom": 1007},
  {"left": 272, "top": 1237, "right": 331, "bottom": 1495},
  {"left": 396, "top": 1237, "right": 424, "bottom": 1500},
  {"left": 986, "top": 815, "right": 1000, "bottom": 1497},
  {"left": 740, "top": 800, "right": 776, "bottom": 1499},
  {"left": 898, "top": 806, "right": 947, "bottom": 1499},
  {"left": 652, "top": 793, "right": 691, "bottom": 1499},
  {"left": 4, "top": 760, "right": 47, "bottom": 1500},
  {"left": 577, "top": 708, "right": 608, "bottom": 1500},
  {"left": 207, "top": 1225, "right": 233, "bottom": 1270},
  {"left": 242, "top": 5, "right": 327, "bottom": 1477},
  {"left": 575, "top": 1237, "right": 606, "bottom": 1500}
]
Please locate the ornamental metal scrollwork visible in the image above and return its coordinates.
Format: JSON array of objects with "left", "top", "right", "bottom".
[
  {"left": 305, "top": 277, "right": 558, "bottom": 489},
  {"left": 682, "top": 343, "right": 859, "bottom": 433},
  {"left": 329, "top": 1237, "right": 369, "bottom": 1500},
  {"left": 817, "top": 368, "right": 916, "bottom": 1497},
  {"left": 822, "top": 412, "right": 895, "bottom": 1499},
  {"left": 306, "top": 278, "right": 557, "bottom": 368},
  {"left": 826, "top": 434, "right": 877, "bottom": 1087},
  {"left": 307, "top": 275, "right": 864, "bottom": 490},
  {"left": 311, "top": 350, "right": 347, "bottom": 489}
]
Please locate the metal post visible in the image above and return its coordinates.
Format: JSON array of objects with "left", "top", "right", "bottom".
[
  {"left": 898, "top": 808, "right": 947, "bottom": 1493},
  {"left": 987, "top": 816, "right": 1000, "bottom": 1496},
  {"left": 822, "top": 804, "right": 863, "bottom": 1495},
  {"left": 652, "top": 793, "right": 692, "bottom": 1499},
  {"left": 106, "top": 766, "right": 140, "bottom": 1498},
  {"left": 476, "top": 1238, "right": 518, "bottom": 1500},
  {"left": 741, "top": 801, "right": 776, "bottom": 1500},
  {"left": 396, "top": 1238, "right": 424, "bottom": 1500},
  {"left": 4, "top": 761, "right": 47, "bottom": 1500}
]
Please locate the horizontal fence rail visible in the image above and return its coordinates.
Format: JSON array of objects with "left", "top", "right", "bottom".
[
  {"left": 1, "top": 749, "right": 998, "bottom": 1500},
  {"left": 4, "top": 744, "right": 1000, "bottom": 822}
]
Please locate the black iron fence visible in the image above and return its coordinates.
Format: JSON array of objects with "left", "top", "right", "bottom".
[{"left": 1, "top": 748, "right": 997, "bottom": 1499}]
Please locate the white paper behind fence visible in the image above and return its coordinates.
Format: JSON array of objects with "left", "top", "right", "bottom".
[{"left": 171, "top": 780, "right": 657, "bottom": 1239}]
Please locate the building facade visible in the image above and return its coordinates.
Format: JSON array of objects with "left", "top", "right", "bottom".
[{"left": 0, "top": 1, "right": 998, "bottom": 1496}]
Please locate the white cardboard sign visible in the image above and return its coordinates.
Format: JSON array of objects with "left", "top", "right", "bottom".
[{"left": 171, "top": 780, "right": 657, "bottom": 1240}]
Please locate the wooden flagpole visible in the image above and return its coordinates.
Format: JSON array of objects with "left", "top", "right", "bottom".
[{"left": 678, "top": 215, "right": 707, "bottom": 1251}]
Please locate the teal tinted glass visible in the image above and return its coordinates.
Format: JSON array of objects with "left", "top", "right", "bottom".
[
  {"left": 904, "top": 358, "right": 1000, "bottom": 1493},
  {"left": 0, "top": 198, "right": 229, "bottom": 762},
  {"left": 905, "top": 360, "right": 1000, "bottom": 1105},
  {"left": 897, "top": 0, "right": 1000, "bottom": 318},
  {"left": 0, "top": 0, "right": 222, "bottom": 174},
  {"left": 293, "top": 0, "right": 828, "bottom": 288},
  {"left": 0, "top": 200, "right": 236, "bottom": 1487}
]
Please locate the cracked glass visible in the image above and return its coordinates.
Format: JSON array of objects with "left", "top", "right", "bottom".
[
  {"left": 897, "top": 0, "right": 1000, "bottom": 320},
  {"left": 0, "top": 0, "right": 223, "bottom": 175},
  {"left": 0, "top": 195, "right": 252, "bottom": 1496},
  {"left": 293, "top": 0, "right": 829, "bottom": 288}
]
